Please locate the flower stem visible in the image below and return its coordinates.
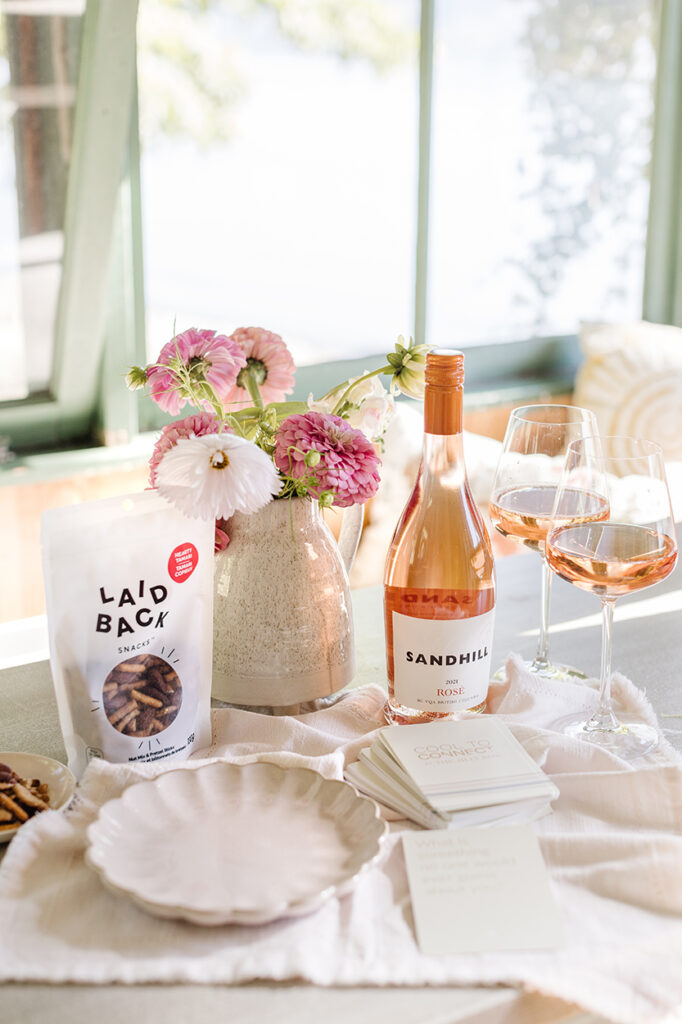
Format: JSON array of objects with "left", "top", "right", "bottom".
[
  {"left": 329, "top": 365, "right": 392, "bottom": 415},
  {"left": 267, "top": 401, "right": 308, "bottom": 417},
  {"left": 244, "top": 367, "right": 264, "bottom": 411},
  {"left": 223, "top": 412, "right": 248, "bottom": 438}
]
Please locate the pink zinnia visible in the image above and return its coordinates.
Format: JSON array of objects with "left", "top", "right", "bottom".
[
  {"left": 274, "top": 411, "right": 381, "bottom": 508},
  {"left": 222, "top": 327, "right": 296, "bottom": 407},
  {"left": 146, "top": 328, "right": 247, "bottom": 414},
  {"left": 149, "top": 411, "right": 232, "bottom": 552}
]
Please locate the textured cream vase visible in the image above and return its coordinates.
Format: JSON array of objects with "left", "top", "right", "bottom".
[{"left": 212, "top": 498, "right": 363, "bottom": 706}]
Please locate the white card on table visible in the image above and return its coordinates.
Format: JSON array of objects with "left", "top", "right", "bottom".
[{"left": 402, "top": 825, "right": 564, "bottom": 955}]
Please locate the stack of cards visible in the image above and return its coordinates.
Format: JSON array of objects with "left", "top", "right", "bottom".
[{"left": 345, "top": 718, "right": 559, "bottom": 829}]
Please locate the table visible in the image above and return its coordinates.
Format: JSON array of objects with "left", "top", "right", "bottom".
[{"left": 1, "top": 551, "right": 681, "bottom": 1024}]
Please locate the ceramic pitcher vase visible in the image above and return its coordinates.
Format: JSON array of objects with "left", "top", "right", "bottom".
[{"left": 212, "top": 497, "right": 363, "bottom": 707}]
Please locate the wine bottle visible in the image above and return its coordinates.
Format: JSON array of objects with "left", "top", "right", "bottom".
[{"left": 384, "top": 349, "right": 496, "bottom": 725}]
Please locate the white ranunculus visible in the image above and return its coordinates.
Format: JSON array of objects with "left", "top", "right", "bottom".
[
  {"left": 310, "top": 373, "right": 394, "bottom": 442},
  {"left": 156, "top": 433, "right": 282, "bottom": 520}
]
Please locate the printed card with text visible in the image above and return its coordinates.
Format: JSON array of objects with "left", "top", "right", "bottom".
[{"left": 402, "top": 825, "right": 564, "bottom": 955}]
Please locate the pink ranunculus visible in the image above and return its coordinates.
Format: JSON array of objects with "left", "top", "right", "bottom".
[
  {"left": 214, "top": 522, "right": 230, "bottom": 553},
  {"left": 146, "top": 328, "right": 247, "bottom": 414},
  {"left": 149, "top": 411, "right": 227, "bottom": 486},
  {"left": 222, "top": 327, "right": 296, "bottom": 407},
  {"left": 149, "top": 411, "right": 232, "bottom": 552},
  {"left": 274, "top": 411, "right": 381, "bottom": 508}
]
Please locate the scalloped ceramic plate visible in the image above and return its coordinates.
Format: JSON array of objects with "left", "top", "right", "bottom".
[
  {"left": 0, "top": 751, "right": 76, "bottom": 843},
  {"left": 85, "top": 761, "right": 387, "bottom": 926}
]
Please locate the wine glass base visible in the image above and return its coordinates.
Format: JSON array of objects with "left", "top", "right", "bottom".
[
  {"left": 492, "top": 661, "right": 587, "bottom": 683},
  {"left": 554, "top": 712, "right": 659, "bottom": 759}
]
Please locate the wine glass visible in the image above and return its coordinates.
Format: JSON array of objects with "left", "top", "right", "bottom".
[
  {"left": 489, "top": 404, "right": 603, "bottom": 678},
  {"left": 546, "top": 436, "right": 678, "bottom": 758}
]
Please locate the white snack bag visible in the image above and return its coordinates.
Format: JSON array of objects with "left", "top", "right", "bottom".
[{"left": 42, "top": 490, "right": 214, "bottom": 778}]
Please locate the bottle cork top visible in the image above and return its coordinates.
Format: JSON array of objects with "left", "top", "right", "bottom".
[{"left": 425, "top": 349, "right": 464, "bottom": 389}]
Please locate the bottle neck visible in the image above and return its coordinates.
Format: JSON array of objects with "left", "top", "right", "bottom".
[
  {"left": 422, "top": 432, "right": 464, "bottom": 479},
  {"left": 422, "top": 387, "right": 465, "bottom": 480},
  {"left": 424, "top": 384, "right": 463, "bottom": 436}
]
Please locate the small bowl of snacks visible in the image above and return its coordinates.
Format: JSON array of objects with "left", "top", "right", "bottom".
[{"left": 0, "top": 752, "right": 76, "bottom": 843}]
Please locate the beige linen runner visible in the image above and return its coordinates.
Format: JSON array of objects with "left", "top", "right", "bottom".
[{"left": 1, "top": 663, "right": 681, "bottom": 1024}]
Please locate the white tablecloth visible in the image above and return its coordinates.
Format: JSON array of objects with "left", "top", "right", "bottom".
[{"left": 1, "top": 661, "right": 681, "bottom": 1024}]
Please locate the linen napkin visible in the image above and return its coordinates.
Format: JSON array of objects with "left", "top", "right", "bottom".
[{"left": 1, "top": 662, "right": 682, "bottom": 1024}]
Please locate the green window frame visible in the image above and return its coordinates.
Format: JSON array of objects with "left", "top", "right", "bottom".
[
  {"left": 644, "top": 0, "right": 682, "bottom": 327},
  {"left": 1, "top": 0, "right": 681, "bottom": 461},
  {"left": 0, "top": 0, "right": 141, "bottom": 452}
]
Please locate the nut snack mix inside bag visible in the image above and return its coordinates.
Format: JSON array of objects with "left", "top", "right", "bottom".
[{"left": 42, "top": 490, "right": 214, "bottom": 778}]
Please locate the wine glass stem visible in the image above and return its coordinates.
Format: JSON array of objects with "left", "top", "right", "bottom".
[
  {"left": 531, "top": 555, "right": 552, "bottom": 673},
  {"left": 587, "top": 598, "right": 620, "bottom": 732}
]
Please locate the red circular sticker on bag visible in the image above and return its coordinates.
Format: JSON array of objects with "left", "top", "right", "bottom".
[{"left": 168, "top": 543, "right": 199, "bottom": 583}]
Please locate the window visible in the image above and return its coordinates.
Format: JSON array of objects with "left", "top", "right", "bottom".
[
  {"left": 0, "top": 0, "right": 680, "bottom": 452},
  {"left": 0, "top": 1, "right": 83, "bottom": 401},
  {"left": 138, "top": 0, "right": 419, "bottom": 368},
  {"left": 429, "top": 0, "right": 659, "bottom": 347},
  {"left": 0, "top": 0, "right": 139, "bottom": 450}
]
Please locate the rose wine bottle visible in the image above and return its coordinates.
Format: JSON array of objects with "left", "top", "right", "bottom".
[{"left": 384, "top": 349, "right": 496, "bottom": 725}]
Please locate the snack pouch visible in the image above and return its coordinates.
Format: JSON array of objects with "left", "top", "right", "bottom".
[{"left": 42, "top": 490, "right": 214, "bottom": 778}]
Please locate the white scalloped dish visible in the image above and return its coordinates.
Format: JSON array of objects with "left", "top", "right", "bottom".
[{"left": 85, "top": 761, "right": 386, "bottom": 926}]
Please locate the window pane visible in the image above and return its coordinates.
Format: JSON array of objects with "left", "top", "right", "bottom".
[
  {"left": 429, "top": 0, "right": 659, "bottom": 346},
  {"left": 139, "top": 0, "right": 418, "bottom": 366},
  {"left": 0, "top": 2, "right": 83, "bottom": 399}
]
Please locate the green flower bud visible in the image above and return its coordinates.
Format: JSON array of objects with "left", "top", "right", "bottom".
[
  {"left": 318, "top": 490, "right": 335, "bottom": 509},
  {"left": 395, "top": 365, "right": 426, "bottom": 399},
  {"left": 125, "top": 365, "right": 148, "bottom": 391},
  {"left": 389, "top": 335, "right": 428, "bottom": 399},
  {"left": 305, "top": 449, "right": 321, "bottom": 467}
]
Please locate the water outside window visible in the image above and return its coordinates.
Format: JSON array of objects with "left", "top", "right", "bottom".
[
  {"left": 139, "top": 0, "right": 659, "bottom": 364},
  {"left": 0, "top": 0, "right": 663, "bottom": 402},
  {"left": 138, "top": 0, "right": 419, "bottom": 367},
  {"left": 429, "top": 0, "right": 659, "bottom": 347}
]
